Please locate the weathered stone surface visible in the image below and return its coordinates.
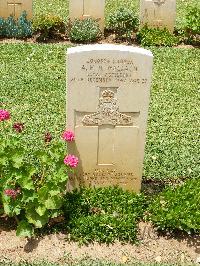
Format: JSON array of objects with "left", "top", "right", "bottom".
[
  {"left": 140, "top": 0, "right": 176, "bottom": 32},
  {"left": 0, "top": 0, "right": 33, "bottom": 19},
  {"left": 69, "top": 0, "right": 105, "bottom": 32},
  {"left": 66, "top": 44, "right": 153, "bottom": 192}
]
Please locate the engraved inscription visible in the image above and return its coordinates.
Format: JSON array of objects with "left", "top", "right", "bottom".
[
  {"left": 70, "top": 57, "right": 149, "bottom": 84},
  {"left": 76, "top": 169, "right": 137, "bottom": 186},
  {"left": 84, "top": 169, "right": 136, "bottom": 179},
  {"left": 82, "top": 90, "right": 133, "bottom": 126}
]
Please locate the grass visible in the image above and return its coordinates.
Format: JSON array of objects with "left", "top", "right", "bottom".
[
  {"left": 144, "top": 47, "right": 200, "bottom": 179},
  {"left": 33, "top": 0, "right": 200, "bottom": 28},
  {"left": 0, "top": 44, "right": 199, "bottom": 180},
  {"left": 0, "top": 44, "right": 67, "bottom": 146}
]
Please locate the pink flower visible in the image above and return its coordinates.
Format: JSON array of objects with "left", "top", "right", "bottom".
[
  {"left": 62, "top": 130, "right": 75, "bottom": 142},
  {"left": 13, "top": 122, "right": 24, "bottom": 133},
  {"left": 64, "top": 154, "right": 79, "bottom": 168},
  {"left": 0, "top": 109, "right": 10, "bottom": 122},
  {"left": 4, "top": 189, "right": 19, "bottom": 199}
]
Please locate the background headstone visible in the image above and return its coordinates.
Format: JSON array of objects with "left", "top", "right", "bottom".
[
  {"left": 67, "top": 45, "right": 153, "bottom": 192},
  {"left": 140, "top": 0, "right": 176, "bottom": 32},
  {"left": 0, "top": 0, "right": 33, "bottom": 20},
  {"left": 69, "top": 0, "right": 105, "bottom": 32}
]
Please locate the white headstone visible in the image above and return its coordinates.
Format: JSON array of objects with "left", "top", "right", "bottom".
[
  {"left": 67, "top": 44, "right": 153, "bottom": 192},
  {"left": 69, "top": 0, "right": 105, "bottom": 32},
  {"left": 140, "top": 0, "right": 176, "bottom": 32},
  {"left": 0, "top": 0, "right": 33, "bottom": 20}
]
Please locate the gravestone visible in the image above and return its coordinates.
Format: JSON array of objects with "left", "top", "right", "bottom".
[
  {"left": 69, "top": 0, "right": 105, "bottom": 32},
  {"left": 140, "top": 0, "right": 176, "bottom": 32},
  {"left": 67, "top": 45, "right": 153, "bottom": 192},
  {"left": 0, "top": 0, "right": 33, "bottom": 20}
]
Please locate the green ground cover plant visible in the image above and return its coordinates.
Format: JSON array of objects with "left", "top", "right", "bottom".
[
  {"left": 0, "top": 44, "right": 199, "bottom": 180},
  {"left": 148, "top": 178, "right": 200, "bottom": 233},
  {"left": 63, "top": 187, "right": 147, "bottom": 244}
]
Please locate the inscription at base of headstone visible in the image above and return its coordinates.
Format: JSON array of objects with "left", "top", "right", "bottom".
[
  {"left": 69, "top": 0, "right": 105, "bottom": 32},
  {"left": 0, "top": 0, "right": 33, "bottom": 19},
  {"left": 140, "top": 0, "right": 176, "bottom": 32},
  {"left": 67, "top": 45, "right": 153, "bottom": 192}
]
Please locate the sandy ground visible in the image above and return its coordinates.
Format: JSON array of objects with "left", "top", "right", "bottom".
[
  {"left": 0, "top": 221, "right": 199, "bottom": 265},
  {"left": 0, "top": 37, "right": 197, "bottom": 49}
]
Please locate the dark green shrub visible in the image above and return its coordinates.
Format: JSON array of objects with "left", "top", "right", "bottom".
[
  {"left": 0, "top": 17, "right": 6, "bottom": 36},
  {"left": 107, "top": 7, "right": 138, "bottom": 40},
  {"left": 185, "top": 5, "right": 200, "bottom": 35},
  {"left": 33, "top": 14, "right": 65, "bottom": 41},
  {"left": 63, "top": 187, "right": 147, "bottom": 244},
  {"left": 184, "top": 5, "right": 200, "bottom": 45},
  {"left": 137, "top": 26, "right": 179, "bottom": 47},
  {"left": 69, "top": 18, "right": 101, "bottom": 43},
  {"left": 0, "top": 11, "right": 32, "bottom": 38},
  {"left": 17, "top": 12, "right": 33, "bottom": 37},
  {"left": 148, "top": 178, "right": 200, "bottom": 233}
]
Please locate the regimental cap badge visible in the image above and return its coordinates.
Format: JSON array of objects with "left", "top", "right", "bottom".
[{"left": 153, "top": 0, "right": 166, "bottom": 5}]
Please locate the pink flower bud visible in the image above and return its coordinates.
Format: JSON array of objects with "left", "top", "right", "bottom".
[
  {"left": 64, "top": 154, "right": 79, "bottom": 168},
  {"left": 0, "top": 109, "right": 10, "bottom": 122},
  {"left": 13, "top": 122, "right": 24, "bottom": 133},
  {"left": 44, "top": 132, "right": 52, "bottom": 143},
  {"left": 62, "top": 130, "right": 75, "bottom": 142}
]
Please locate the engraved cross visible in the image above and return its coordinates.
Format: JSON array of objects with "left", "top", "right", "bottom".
[
  {"left": 81, "top": 88, "right": 140, "bottom": 166},
  {"left": 7, "top": 0, "right": 22, "bottom": 18},
  {"left": 82, "top": 0, "right": 90, "bottom": 18}
]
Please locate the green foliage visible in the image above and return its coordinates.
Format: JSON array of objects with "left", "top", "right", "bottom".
[
  {"left": 69, "top": 18, "right": 101, "bottom": 43},
  {"left": 0, "top": 117, "right": 70, "bottom": 237},
  {"left": 148, "top": 178, "right": 200, "bottom": 233},
  {"left": 63, "top": 187, "right": 147, "bottom": 244},
  {"left": 0, "top": 12, "right": 32, "bottom": 38},
  {"left": 137, "top": 26, "right": 179, "bottom": 47},
  {"left": 107, "top": 7, "right": 138, "bottom": 40},
  {"left": 33, "top": 14, "right": 65, "bottom": 41},
  {"left": 182, "top": 5, "right": 200, "bottom": 45},
  {"left": 185, "top": 5, "right": 200, "bottom": 35}
]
